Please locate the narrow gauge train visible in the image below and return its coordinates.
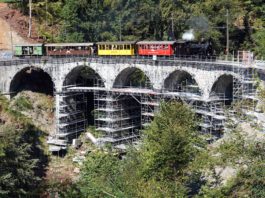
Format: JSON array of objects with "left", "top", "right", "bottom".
[{"left": 14, "top": 40, "right": 213, "bottom": 57}]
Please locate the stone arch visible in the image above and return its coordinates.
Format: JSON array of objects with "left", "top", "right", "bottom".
[
  {"left": 63, "top": 65, "right": 105, "bottom": 88},
  {"left": 62, "top": 66, "right": 105, "bottom": 126},
  {"left": 9, "top": 66, "right": 54, "bottom": 98},
  {"left": 164, "top": 69, "right": 202, "bottom": 95},
  {"left": 210, "top": 74, "right": 236, "bottom": 104},
  {"left": 113, "top": 67, "right": 152, "bottom": 88}
]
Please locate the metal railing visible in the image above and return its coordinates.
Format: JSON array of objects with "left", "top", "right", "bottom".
[{"left": 0, "top": 54, "right": 264, "bottom": 68}]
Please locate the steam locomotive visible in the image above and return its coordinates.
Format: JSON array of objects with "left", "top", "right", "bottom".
[{"left": 14, "top": 39, "right": 213, "bottom": 57}]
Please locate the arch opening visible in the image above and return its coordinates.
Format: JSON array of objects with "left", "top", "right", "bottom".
[
  {"left": 10, "top": 67, "right": 54, "bottom": 98},
  {"left": 164, "top": 70, "right": 201, "bottom": 95},
  {"left": 113, "top": 67, "right": 151, "bottom": 88},
  {"left": 211, "top": 74, "right": 233, "bottom": 105},
  {"left": 110, "top": 68, "right": 152, "bottom": 143},
  {"left": 63, "top": 66, "right": 104, "bottom": 127}
]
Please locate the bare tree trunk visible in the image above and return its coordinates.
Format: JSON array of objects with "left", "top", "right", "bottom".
[{"left": 28, "top": 0, "right": 32, "bottom": 38}]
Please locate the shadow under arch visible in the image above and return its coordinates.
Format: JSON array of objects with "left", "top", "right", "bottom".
[
  {"left": 9, "top": 66, "right": 54, "bottom": 98},
  {"left": 113, "top": 67, "right": 152, "bottom": 88},
  {"left": 63, "top": 65, "right": 105, "bottom": 88},
  {"left": 63, "top": 66, "right": 105, "bottom": 126},
  {"left": 164, "top": 69, "right": 201, "bottom": 95},
  {"left": 210, "top": 74, "right": 234, "bottom": 105},
  {"left": 112, "top": 67, "right": 152, "bottom": 141}
]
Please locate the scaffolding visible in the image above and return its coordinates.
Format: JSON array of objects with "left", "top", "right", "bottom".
[
  {"left": 47, "top": 52, "right": 260, "bottom": 151},
  {"left": 192, "top": 94, "right": 226, "bottom": 137},
  {"left": 48, "top": 91, "right": 87, "bottom": 152},
  {"left": 141, "top": 93, "right": 160, "bottom": 127},
  {"left": 94, "top": 90, "right": 141, "bottom": 146},
  {"left": 233, "top": 51, "right": 257, "bottom": 119}
]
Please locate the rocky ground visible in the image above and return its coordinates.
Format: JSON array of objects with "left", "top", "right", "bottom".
[{"left": 10, "top": 91, "right": 55, "bottom": 134}]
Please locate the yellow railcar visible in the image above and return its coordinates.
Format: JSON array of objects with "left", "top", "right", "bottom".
[{"left": 97, "top": 41, "right": 136, "bottom": 56}]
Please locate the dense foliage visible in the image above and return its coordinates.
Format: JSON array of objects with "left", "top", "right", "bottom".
[
  {"left": 0, "top": 95, "right": 48, "bottom": 197},
  {"left": 11, "top": 0, "right": 265, "bottom": 57}
]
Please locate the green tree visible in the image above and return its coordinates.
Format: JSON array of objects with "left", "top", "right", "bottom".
[
  {"left": 0, "top": 95, "right": 48, "bottom": 197},
  {"left": 61, "top": 101, "right": 204, "bottom": 197},
  {"left": 139, "top": 102, "right": 202, "bottom": 181}
]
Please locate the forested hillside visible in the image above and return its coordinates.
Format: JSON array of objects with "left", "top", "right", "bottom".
[{"left": 11, "top": 0, "right": 265, "bottom": 56}]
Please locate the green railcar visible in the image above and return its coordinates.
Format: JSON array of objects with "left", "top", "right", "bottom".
[{"left": 14, "top": 44, "right": 44, "bottom": 56}]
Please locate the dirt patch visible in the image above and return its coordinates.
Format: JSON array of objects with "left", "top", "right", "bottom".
[
  {"left": 0, "top": 3, "right": 42, "bottom": 50},
  {"left": 0, "top": 16, "right": 28, "bottom": 50}
]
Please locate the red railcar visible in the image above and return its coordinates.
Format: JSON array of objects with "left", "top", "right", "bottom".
[
  {"left": 137, "top": 41, "right": 176, "bottom": 56},
  {"left": 45, "top": 43, "right": 94, "bottom": 56}
]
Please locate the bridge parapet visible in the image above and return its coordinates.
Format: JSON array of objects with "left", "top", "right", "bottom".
[{"left": 0, "top": 55, "right": 255, "bottom": 68}]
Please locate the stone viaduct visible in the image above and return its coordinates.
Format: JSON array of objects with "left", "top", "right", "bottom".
[
  {"left": 0, "top": 57, "right": 264, "bottom": 151},
  {"left": 0, "top": 57, "right": 251, "bottom": 97}
]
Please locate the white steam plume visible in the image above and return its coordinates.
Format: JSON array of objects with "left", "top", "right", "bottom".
[{"left": 182, "top": 29, "right": 195, "bottom": 41}]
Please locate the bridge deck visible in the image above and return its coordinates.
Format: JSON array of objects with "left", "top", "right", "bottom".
[{"left": 1, "top": 56, "right": 264, "bottom": 69}]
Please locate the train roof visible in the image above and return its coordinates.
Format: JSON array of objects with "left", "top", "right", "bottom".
[
  {"left": 45, "top": 43, "right": 94, "bottom": 47},
  {"left": 14, "top": 43, "right": 43, "bottom": 47},
  {"left": 137, "top": 41, "right": 176, "bottom": 45},
  {"left": 97, "top": 41, "right": 136, "bottom": 45},
  {"left": 175, "top": 39, "right": 188, "bottom": 43}
]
